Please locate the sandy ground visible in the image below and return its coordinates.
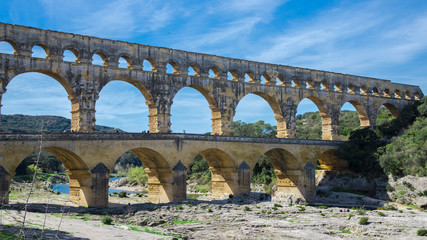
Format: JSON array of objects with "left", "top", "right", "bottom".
[{"left": 1, "top": 187, "right": 427, "bottom": 239}]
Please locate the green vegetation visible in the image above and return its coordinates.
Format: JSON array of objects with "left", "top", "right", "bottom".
[
  {"left": 377, "top": 211, "right": 386, "bottom": 217},
  {"left": 232, "top": 120, "right": 276, "bottom": 137},
  {"left": 102, "top": 215, "right": 113, "bottom": 225},
  {"left": 418, "top": 229, "right": 427, "bottom": 236},
  {"left": 382, "top": 203, "right": 397, "bottom": 211},
  {"left": 358, "top": 217, "right": 369, "bottom": 225},
  {"left": 356, "top": 206, "right": 366, "bottom": 215},
  {"left": 1, "top": 114, "right": 120, "bottom": 133},
  {"left": 336, "top": 97, "right": 427, "bottom": 178}
]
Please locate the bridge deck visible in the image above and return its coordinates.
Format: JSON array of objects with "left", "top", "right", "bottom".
[{"left": 0, "top": 133, "right": 343, "bottom": 146}]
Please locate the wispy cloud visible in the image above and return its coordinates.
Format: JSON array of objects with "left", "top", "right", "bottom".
[
  {"left": 39, "top": 0, "right": 180, "bottom": 39},
  {"left": 251, "top": 0, "right": 427, "bottom": 78}
]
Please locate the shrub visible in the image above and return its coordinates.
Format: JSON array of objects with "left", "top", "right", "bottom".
[
  {"left": 356, "top": 206, "right": 366, "bottom": 215},
  {"left": 178, "top": 205, "right": 183, "bottom": 210},
  {"left": 298, "top": 206, "right": 306, "bottom": 212},
  {"left": 102, "top": 215, "right": 113, "bottom": 225},
  {"left": 118, "top": 191, "right": 127, "bottom": 198},
  {"left": 383, "top": 203, "right": 397, "bottom": 211},
  {"left": 128, "top": 166, "right": 147, "bottom": 185},
  {"left": 418, "top": 229, "right": 427, "bottom": 236},
  {"left": 244, "top": 206, "right": 251, "bottom": 212},
  {"left": 320, "top": 213, "right": 325, "bottom": 216},
  {"left": 316, "top": 205, "right": 328, "bottom": 209},
  {"left": 358, "top": 217, "right": 369, "bottom": 225},
  {"left": 208, "top": 208, "right": 213, "bottom": 213},
  {"left": 377, "top": 211, "right": 385, "bottom": 217},
  {"left": 403, "top": 181, "right": 415, "bottom": 191},
  {"left": 386, "top": 184, "right": 395, "bottom": 192},
  {"left": 417, "top": 190, "right": 427, "bottom": 197},
  {"left": 274, "top": 203, "right": 282, "bottom": 208}
]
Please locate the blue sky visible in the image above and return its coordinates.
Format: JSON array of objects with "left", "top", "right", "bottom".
[{"left": 1, "top": 0, "right": 427, "bottom": 133}]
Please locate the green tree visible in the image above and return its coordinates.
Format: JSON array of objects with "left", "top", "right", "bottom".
[
  {"left": 378, "top": 99, "right": 427, "bottom": 177},
  {"left": 128, "top": 166, "right": 148, "bottom": 185},
  {"left": 232, "top": 120, "right": 276, "bottom": 137},
  {"left": 335, "top": 128, "right": 385, "bottom": 177}
]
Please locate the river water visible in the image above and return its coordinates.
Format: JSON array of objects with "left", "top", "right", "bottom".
[{"left": 51, "top": 177, "right": 137, "bottom": 194}]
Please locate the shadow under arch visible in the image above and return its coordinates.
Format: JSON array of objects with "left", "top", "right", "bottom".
[
  {"left": 196, "top": 148, "right": 240, "bottom": 198},
  {"left": 297, "top": 96, "right": 333, "bottom": 140},
  {"left": 262, "top": 148, "right": 315, "bottom": 202},
  {"left": 171, "top": 85, "right": 221, "bottom": 134},
  {"left": 379, "top": 102, "right": 400, "bottom": 118},
  {"left": 316, "top": 149, "right": 348, "bottom": 171},
  {"left": 236, "top": 92, "right": 286, "bottom": 138},
  {"left": 99, "top": 78, "right": 158, "bottom": 132},
  {"left": 3, "top": 70, "right": 82, "bottom": 131}
]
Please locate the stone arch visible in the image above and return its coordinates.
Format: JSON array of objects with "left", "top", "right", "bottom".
[
  {"left": 91, "top": 51, "right": 108, "bottom": 66},
  {"left": 167, "top": 61, "right": 179, "bottom": 74},
  {"left": 394, "top": 89, "right": 402, "bottom": 99},
  {"left": 209, "top": 66, "right": 221, "bottom": 79},
  {"left": 316, "top": 149, "right": 347, "bottom": 171},
  {"left": 306, "top": 79, "right": 315, "bottom": 89},
  {"left": 188, "top": 64, "right": 201, "bottom": 77},
  {"left": 339, "top": 100, "right": 370, "bottom": 128},
  {"left": 383, "top": 88, "right": 391, "bottom": 97},
  {"left": 381, "top": 102, "right": 400, "bottom": 118},
  {"left": 31, "top": 43, "right": 49, "bottom": 59},
  {"left": 236, "top": 91, "right": 286, "bottom": 138},
  {"left": 4, "top": 70, "right": 79, "bottom": 130},
  {"left": 171, "top": 85, "right": 220, "bottom": 134},
  {"left": 63, "top": 47, "right": 80, "bottom": 62},
  {"left": 228, "top": 70, "right": 239, "bottom": 81},
  {"left": 291, "top": 77, "right": 300, "bottom": 88},
  {"left": 10, "top": 146, "right": 93, "bottom": 206},
  {"left": 0, "top": 39, "right": 18, "bottom": 55},
  {"left": 320, "top": 80, "right": 328, "bottom": 91},
  {"left": 99, "top": 78, "right": 157, "bottom": 132},
  {"left": 126, "top": 148, "right": 173, "bottom": 203},
  {"left": 245, "top": 71, "right": 255, "bottom": 83},
  {"left": 372, "top": 87, "right": 380, "bottom": 96},
  {"left": 263, "top": 148, "right": 311, "bottom": 201},
  {"left": 277, "top": 75, "right": 287, "bottom": 86},
  {"left": 197, "top": 148, "right": 239, "bottom": 198},
  {"left": 143, "top": 58, "right": 157, "bottom": 72},
  {"left": 297, "top": 96, "right": 333, "bottom": 140},
  {"left": 117, "top": 54, "right": 133, "bottom": 69}
]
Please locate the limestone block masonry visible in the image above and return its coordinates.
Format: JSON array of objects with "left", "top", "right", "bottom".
[{"left": 0, "top": 22, "right": 423, "bottom": 207}]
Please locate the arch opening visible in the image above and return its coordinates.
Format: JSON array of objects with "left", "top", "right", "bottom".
[
  {"left": 166, "top": 63, "right": 175, "bottom": 74},
  {"left": 32, "top": 45, "right": 48, "bottom": 59},
  {"left": 338, "top": 102, "right": 364, "bottom": 140},
  {"left": 196, "top": 148, "right": 238, "bottom": 198},
  {"left": 188, "top": 66, "right": 197, "bottom": 76},
  {"left": 384, "top": 89, "right": 391, "bottom": 97},
  {"left": 143, "top": 59, "right": 156, "bottom": 72},
  {"left": 118, "top": 56, "right": 132, "bottom": 69},
  {"left": 307, "top": 79, "right": 315, "bottom": 89},
  {"left": 376, "top": 104, "right": 400, "bottom": 138},
  {"left": 278, "top": 75, "right": 287, "bottom": 86},
  {"left": 171, "top": 86, "right": 217, "bottom": 134},
  {"left": 234, "top": 92, "right": 283, "bottom": 137},
  {"left": 63, "top": 49, "right": 78, "bottom": 63},
  {"left": 187, "top": 154, "right": 211, "bottom": 196},
  {"left": 373, "top": 87, "right": 380, "bottom": 96},
  {"left": 0, "top": 40, "right": 16, "bottom": 55},
  {"left": 97, "top": 80, "right": 152, "bottom": 133},
  {"left": 9, "top": 147, "right": 91, "bottom": 206},
  {"left": 228, "top": 70, "right": 238, "bottom": 81},
  {"left": 92, "top": 52, "right": 106, "bottom": 66},
  {"left": 1, "top": 72, "right": 76, "bottom": 133},
  {"left": 245, "top": 72, "right": 254, "bottom": 83},
  {"left": 320, "top": 81, "right": 328, "bottom": 91},
  {"left": 296, "top": 97, "right": 331, "bottom": 140}
]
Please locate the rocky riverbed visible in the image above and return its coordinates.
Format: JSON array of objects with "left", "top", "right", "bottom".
[{"left": 1, "top": 183, "right": 427, "bottom": 239}]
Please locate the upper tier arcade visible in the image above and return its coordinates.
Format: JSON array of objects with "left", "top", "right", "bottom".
[{"left": 0, "top": 22, "right": 423, "bottom": 140}]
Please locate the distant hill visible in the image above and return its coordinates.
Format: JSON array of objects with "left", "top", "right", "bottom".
[{"left": 0, "top": 114, "right": 121, "bottom": 133}]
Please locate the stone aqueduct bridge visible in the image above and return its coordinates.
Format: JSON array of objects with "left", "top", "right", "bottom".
[
  {"left": 0, "top": 133, "right": 342, "bottom": 207},
  {"left": 0, "top": 23, "right": 423, "bottom": 207}
]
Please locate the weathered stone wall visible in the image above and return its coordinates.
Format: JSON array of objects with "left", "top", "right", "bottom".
[
  {"left": 0, "top": 133, "right": 337, "bottom": 206},
  {"left": 0, "top": 23, "right": 423, "bottom": 140}
]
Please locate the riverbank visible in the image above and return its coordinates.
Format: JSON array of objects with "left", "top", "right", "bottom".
[{"left": 1, "top": 183, "right": 427, "bottom": 239}]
